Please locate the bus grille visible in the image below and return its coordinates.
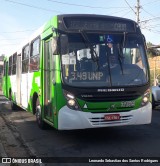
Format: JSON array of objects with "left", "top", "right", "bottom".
[
  {"left": 89, "top": 115, "right": 133, "bottom": 126},
  {"left": 79, "top": 94, "right": 139, "bottom": 102}
]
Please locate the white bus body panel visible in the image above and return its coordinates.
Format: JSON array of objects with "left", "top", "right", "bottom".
[
  {"left": 20, "top": 73, "right": 34, "bottom": 108},
  {"left": 58, "top": 102, "right": 152, "bottom": 130},
  {"left": 21, "top": 74, "right": 28, "bottom": 108}
]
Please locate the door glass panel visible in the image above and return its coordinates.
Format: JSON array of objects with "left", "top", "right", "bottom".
[{"left": 44, "top": 40, "right": 52, "bottom": 119}]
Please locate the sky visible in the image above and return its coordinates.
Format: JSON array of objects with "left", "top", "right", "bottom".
[{"left": 0, "top": 0, "right": 160, "bottom": 56}]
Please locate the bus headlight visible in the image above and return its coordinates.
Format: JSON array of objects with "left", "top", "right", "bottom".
[
  {"left": 68, "top": 99, "right": 76, "bottom": 107},
  {"left": 63, "top": 90, "right": 81, "bottom": 110},
  {"left": 141, "top": 89, "right": 150, "bottom": 107},
  {"left": 143, "top": 96, "right": 148, "bottom": 103}
]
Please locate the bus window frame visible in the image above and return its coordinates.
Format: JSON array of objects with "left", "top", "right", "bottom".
[
  {"left": 29, "top": 36, "right": 40, "bottom": 72},
  {"left": 8, "top": 56, "right": 13, "bottom": 76},
  {"left": 3, "top": 61, "right": 6, "bottom": 76},
  {"left": 22, "top": 44, "right": 30, "bottom": 74},
  {"left": 12, "top": 52, "right": 17, "bottom": 75}
]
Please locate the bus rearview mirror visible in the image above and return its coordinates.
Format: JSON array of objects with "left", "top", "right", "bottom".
[{"left": 60, "top": 35, "right": 68, "bottom": 55}]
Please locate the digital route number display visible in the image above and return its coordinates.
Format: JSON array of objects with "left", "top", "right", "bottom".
[{"left": 63, "top": 17, "right": 135, "bottom": 32}]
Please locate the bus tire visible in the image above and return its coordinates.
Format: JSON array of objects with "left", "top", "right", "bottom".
[
  {"left": 36, "top": 99, "right": 46, "bottom": 129},
  {"left": 11, "top": 102, "right": 18, "bottom": 110},
  {"left": 9, "top": 91, "right": 17, "bottom": 110}
]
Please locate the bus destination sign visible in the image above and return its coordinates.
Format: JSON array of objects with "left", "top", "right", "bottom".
[{"left": 63, "top": 18, "right": 135, "bottom": 32}]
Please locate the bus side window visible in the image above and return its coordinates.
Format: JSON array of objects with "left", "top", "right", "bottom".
[
  {"left": 30, "top": 37, "right": 40, "bottom": 72},
  {"left": 22, "top": 44, "right": 29, "bottom": 73},
  {"left": 12, "top": 53, "right": 17, "bottom": 75},
  {"left": 3, "top": 61, "right": 6, "bottom": 76},
  {"left": 8, "top": 56, "right": 12, "bottom": 76}
]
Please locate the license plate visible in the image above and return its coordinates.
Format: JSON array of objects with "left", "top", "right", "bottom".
[{"left": 104, "top": 114, "right": 120, "bottom": 121}]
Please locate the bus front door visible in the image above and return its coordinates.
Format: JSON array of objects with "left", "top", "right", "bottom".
[
  {"left": 43, "top": 38, "right": 56, "bottom": 125},
  {"left": 16, "top": 54, "right": 21, "bottom": 105}
]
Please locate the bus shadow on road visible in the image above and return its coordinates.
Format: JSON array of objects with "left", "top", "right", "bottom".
[{"left": 0, "top": 98, "right": 155, "bottom": 146}]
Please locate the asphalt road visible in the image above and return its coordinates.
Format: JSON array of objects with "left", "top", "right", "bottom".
[{"left": 0, "top": 94, "right": 160, "bottom": 166}]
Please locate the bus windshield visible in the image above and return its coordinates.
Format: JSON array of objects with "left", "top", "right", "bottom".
[{"left": 60, "top": 33, "right": 149, "bottom": 87}]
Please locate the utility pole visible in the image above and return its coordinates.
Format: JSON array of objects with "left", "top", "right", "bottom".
[{"left": 135, "top": 0, "right": 141, "bottom": 24}]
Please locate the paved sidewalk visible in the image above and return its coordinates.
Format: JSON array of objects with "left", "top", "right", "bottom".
[
  {"left": 0, "top": 143, "right": 9, "bottom": 166},
  {"left": 0, "top": 92, "right": 10, "bottom": 166},
  {"left": 0, "top": 143, "right": 7, "bottom": 157},
  {"left": 0, "top": 91, "right": 7, "bottom": 157}
]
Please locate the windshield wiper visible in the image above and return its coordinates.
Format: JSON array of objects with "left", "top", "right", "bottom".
[
  {"left": 79, "top": 30, "right": 100, "bottom": 71},
  {"left": 117, "top": 44, "right": 124, "bottom": 75},
  {"left": 117, "top": 32, "right": 127, "bottom": 75},
  {"left": 105, "top": 43, "right": 112, "bottom": 86}
]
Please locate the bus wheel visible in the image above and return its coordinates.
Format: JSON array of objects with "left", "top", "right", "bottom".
[
  {"left": 9, "top": 92, "right": 17, "bottom": 110},
  {"left": 36, "top": 99, "right": 46, "bottom": 129},
  {"left": 11, "top": 102, "right": 17, "bottom": 110}
]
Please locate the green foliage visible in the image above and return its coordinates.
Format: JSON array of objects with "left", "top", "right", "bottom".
[{"left": 147, "top": 42, "right": 160, "bottom": 58}]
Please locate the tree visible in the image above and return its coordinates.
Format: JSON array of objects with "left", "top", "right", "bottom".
[{"left": 147, "top": 42, "right": 160, "bottom": 58}]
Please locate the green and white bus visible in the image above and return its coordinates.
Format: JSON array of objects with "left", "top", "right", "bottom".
[{"left": 2, "top": 14, "right": 152, "bottom": 130}]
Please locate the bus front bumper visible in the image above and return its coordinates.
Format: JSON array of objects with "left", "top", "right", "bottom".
[{"left": 58, "top": 102, "right": 152, "bottom": 130}]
